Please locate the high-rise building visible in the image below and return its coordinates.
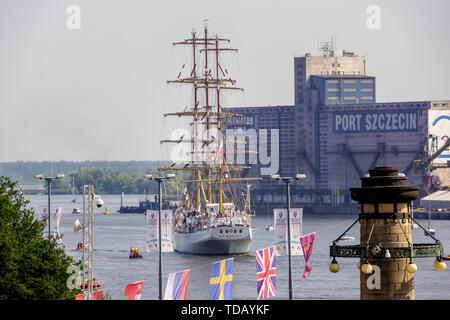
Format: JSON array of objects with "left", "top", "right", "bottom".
[{"left": 227, "top": 50, "right": 450, "bottom": 210}]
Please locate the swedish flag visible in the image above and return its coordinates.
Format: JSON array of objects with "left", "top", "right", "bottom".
[{"left": 209, "top": 258, "right": 233, "bottom": 300}]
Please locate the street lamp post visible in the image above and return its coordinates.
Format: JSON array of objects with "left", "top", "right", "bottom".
[
  {"left": 271, "top": 173, "right": 306, "bottom": 300},
  {"left": 144, "top": 173, "right": 175, "bottom": 300},
  {"left": 34, "top": 174, "right": 65, "bottom": 239}
]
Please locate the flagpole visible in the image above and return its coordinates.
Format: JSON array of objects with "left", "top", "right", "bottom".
[
  {"left": 158, "top": 179, "right": 162, "bottom": 300},
  {"left": 144, "top": 173, "right": 176, "bottom": 301},
  {"left": 285, "top": 178, "right": 293, "bottom": 300},
  {"left": 271, "top": 173, "right": 306, "bottom": 300}
]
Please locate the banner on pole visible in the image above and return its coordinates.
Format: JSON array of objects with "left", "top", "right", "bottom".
[
  {"left": 38, "top": 205, "right": 63, "bottom": 242},
  {"left": 273, "top": 208, "right": 303, "bottom": 256},
  {"left": 146, "top": 210, "right": 173, "bottom": 253}
]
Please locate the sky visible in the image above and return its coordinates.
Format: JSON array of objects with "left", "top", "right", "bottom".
[{"left": 0, "top": 0, "right": 449, "bottom": 162}]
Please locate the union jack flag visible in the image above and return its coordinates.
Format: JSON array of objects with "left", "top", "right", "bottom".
[{"left": 256, "top": 246, "right": 276, "bottom": 300}]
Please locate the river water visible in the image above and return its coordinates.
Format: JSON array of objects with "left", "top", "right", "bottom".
[{"left": 25, "top": 194, "right": 450, "bottom": 300}]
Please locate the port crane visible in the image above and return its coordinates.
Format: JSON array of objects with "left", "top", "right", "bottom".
[{"left": 413, "top": 134, "right": 450, "bottom": 200}]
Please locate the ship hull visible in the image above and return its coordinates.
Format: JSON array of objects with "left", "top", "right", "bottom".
[{"left": 173, "top": 225, "right": 252, "bottom": 255}]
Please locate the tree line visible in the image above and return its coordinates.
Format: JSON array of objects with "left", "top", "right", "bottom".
[{"left": 53, "top": 168, "right": 187, "bottom": 199}]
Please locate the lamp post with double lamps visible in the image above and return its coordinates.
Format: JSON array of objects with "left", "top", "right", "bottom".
[
  {"left": 271, "top": 173, "right": 306, "bottom": 300},
  {"left": 34, "top": 174, "right": 65, "bottom": 239},
  {"left": 144, "top": 173, "right": 175, "bottom": 300}
]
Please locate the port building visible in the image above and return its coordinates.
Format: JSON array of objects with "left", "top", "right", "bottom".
[{"left": 226, "top": 49, "right": 450, "bottom": 210}]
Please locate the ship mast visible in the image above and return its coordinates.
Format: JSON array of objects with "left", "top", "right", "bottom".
[{"left": 160, "top": 24, "right": 261, "bottom": 212}]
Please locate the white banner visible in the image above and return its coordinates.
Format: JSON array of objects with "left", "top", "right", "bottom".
[
  {"left": 273, "top": 208, "right": 303, "bottom": 256},
  {"left": 38, "top": 205, "right": 63, "bottom": 242},
  {"left": 146, "top": 210, "right": 174, "bottom": 253}
]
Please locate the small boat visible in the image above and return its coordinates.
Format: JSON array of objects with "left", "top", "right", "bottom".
[
  {"left": 425, "top": 228, "right": 435, "bottom": 236},
  {"left": 76, "top": 242, "right": 86, "bottom": 250},
  {"left": 340, "top": 233, "right": 355, "bottom": 241},
  {"left": 412, "top": 223, "right": 419, "bottom": 229},
  {"left": 265, "top": 224, "right": 274, "bottom": 231},
  {"left": 129, "top": 248, "right": 143, "bottom": 259},
  {"left": 72, "top": 208, "right": 81, "bottom": 214},
  {"left": 103, "top": 206, "right": 110, "bottom": 215}
]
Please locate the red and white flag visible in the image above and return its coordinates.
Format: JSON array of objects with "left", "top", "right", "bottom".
[
  {"left": 123, "top": 281, "right": 144, "bottom": 300},
  {"left": 75, "top": 290, "right": 103, "bottom": 300}
]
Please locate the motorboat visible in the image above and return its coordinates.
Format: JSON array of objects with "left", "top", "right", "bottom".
[
  {"left": 340, "top": 233, "right": 355, "bottom": 241},
  {"left": 425, "top": 228, "right": 435, "bottom": 236}
]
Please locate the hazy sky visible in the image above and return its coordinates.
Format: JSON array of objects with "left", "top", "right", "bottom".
[{"left": 0, "top": 0, "right": 449, "bottom": 162}]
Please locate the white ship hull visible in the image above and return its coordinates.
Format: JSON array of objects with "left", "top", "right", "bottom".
[{"left": 173, "top": 225, "right": 252, "bottom": 255}]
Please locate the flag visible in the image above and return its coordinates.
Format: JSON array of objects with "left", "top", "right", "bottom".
[
  {"left": 92, "top": 290, "right": 103, "bottom": 300},
  {"left": 300, "top": 232, "right": 316, "bottom": 281},
  {"left": 302, "top": 264, "right": 312, "bottom": 281},
  {"left": 164, "top": 270, "right": 190, "bottom": 300},
  {"left": 75, "top": 291, "right": 103, "bottom": 300},
  {"left": 123, "top": 281, "right": 144, "bottom": 300},
  {"left": 209, "top": 258, "right": 233, "bottom": 300},
  {"left": 256, "top": 246, "right": 276, "bottom": 300}
]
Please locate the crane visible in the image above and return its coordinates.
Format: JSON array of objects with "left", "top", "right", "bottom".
[{"left": 413, "top": 134, "right": 450, "bottom": 200}]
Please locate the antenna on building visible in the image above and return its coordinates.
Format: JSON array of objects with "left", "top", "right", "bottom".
[{"left": 319, "top": 35, "right": 335, "bottom": 57}]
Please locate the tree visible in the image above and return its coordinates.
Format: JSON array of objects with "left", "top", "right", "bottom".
[{"left": 0, "top": 176, "right": 81, "bottom": 300}]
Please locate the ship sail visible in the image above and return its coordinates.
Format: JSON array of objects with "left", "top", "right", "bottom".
[{"left": 159, "top": 24, "right": 261, "bottom": 254}]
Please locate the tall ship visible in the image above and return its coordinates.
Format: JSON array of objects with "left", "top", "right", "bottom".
[{"left": 159, "top": 24, "right": 261, "bottom": 254}]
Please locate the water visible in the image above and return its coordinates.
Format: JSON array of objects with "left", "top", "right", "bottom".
[{"left": 25, "top": 194, "right": 450, "bottom": 300}]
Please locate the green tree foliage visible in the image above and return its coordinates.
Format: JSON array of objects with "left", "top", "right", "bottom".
[
  {"left": 64, "top": 168, "right": 188, "bottom": 199},
  {"left": 0, "top": 176, "right": 81, "bottom": 300}
]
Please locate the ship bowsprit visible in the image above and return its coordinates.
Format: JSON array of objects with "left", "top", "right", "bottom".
[{"left": 173, "top": 226, "right": 252, "bottom": 255}]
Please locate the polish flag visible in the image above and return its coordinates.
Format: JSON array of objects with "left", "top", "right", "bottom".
[{"left": 123, "top": 281, "right": 144, "bottom": 300}]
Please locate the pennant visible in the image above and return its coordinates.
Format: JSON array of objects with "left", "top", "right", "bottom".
[
  {"left": 256, "top": 246, "right": 276, "bottom": 300},
  {"left": 302, "top": 264, "right": 312, "bottom": 281},
  {"left": 300, "top": 232, "right": 316, "bottom": 281},
  {"left": 123, "top": 281, "right": 144, "bottom": 300},
  {"left": 209, "top": 258, "right": 233, "bottom": 300},
  {"left": 164, "top": 270, "right": 190, "bottom": 300},
  {"left": 300, "top": 232, "right": 316, "bottom": 263}
]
